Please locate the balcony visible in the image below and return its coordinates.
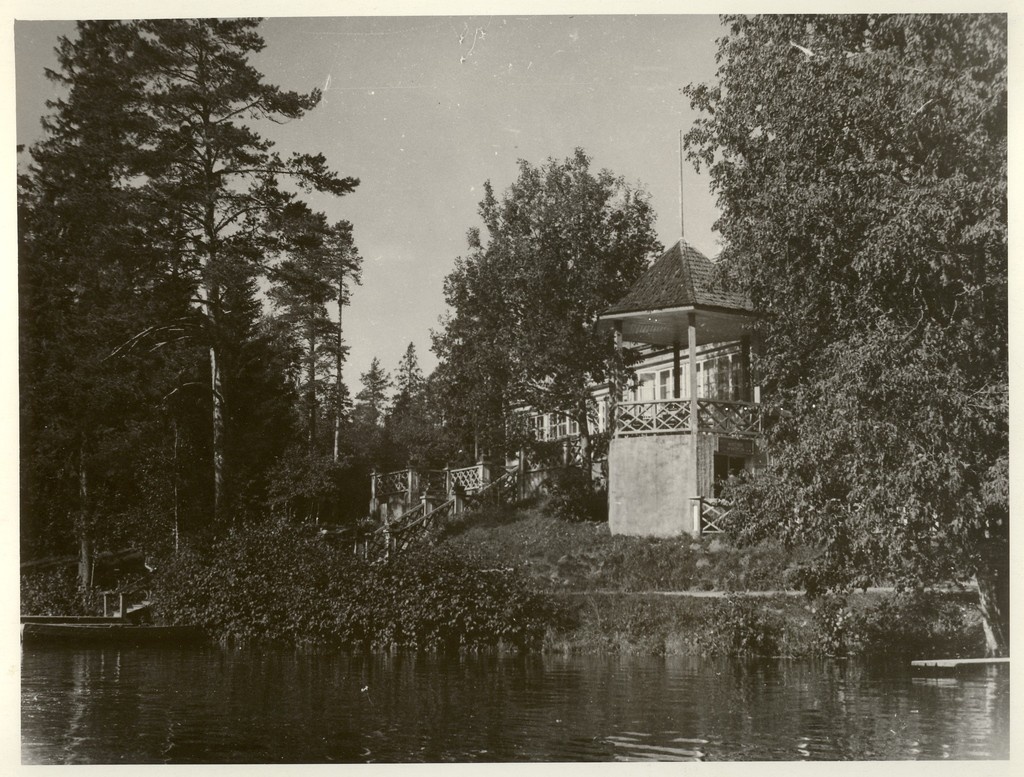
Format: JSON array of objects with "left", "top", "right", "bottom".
[{"left": 614, "top": 398, "right": 760, "bottom": 438}]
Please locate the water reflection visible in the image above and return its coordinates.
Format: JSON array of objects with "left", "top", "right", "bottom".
[{"left": 21, "top": 647, "right": 1009, "bottom": 763}]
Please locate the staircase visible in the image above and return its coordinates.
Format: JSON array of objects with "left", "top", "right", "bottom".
[{"left": 352, "top": 466, "right": 520, "bottom": 562}]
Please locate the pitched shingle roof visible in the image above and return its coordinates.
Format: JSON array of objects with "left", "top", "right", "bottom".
[{"left": 603, "top": 239, "right": 752, "bottom": 315}]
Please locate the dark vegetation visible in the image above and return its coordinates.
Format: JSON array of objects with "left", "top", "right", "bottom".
[
  {"left": 684, "top": 14, "right": 1007, "bottom": 654},
  {"left": 20, "top": 16, "right": 1004, "bottom": 659},
  {"left": 149, "top": 526, "right": 560, "bottom": 651}
]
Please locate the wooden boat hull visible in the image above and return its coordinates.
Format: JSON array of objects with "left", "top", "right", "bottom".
[{"left": 21, "top": 623, "right": 205, "bottom": 646}]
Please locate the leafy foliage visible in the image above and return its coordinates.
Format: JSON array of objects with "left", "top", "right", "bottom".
[
  {"left": 151, "top": 528, "right": 560, "bottom": 651},
  {"left": 541, "top": 469, "right": 608, "bottom": 523},
  {"left": 433, "top": 149, "right": 661, "bottom": 459},
  {"left": 684, "top": 14, "right": 1007, "bottom": 651},
  {"left": 813, "top": 590, "right": 983, "bottom": 658},
  {"left": 21, "top": 569, "right": 99, "bottom": 616}
]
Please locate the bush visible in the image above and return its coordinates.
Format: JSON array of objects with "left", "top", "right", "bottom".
[
  {"left": 21, "top": 568, "right": 100, "bottom": 616},
  {"left": 708, "top": 595, "right": 783, "bottom": 656},
  {"left": 541, "top": 468, "right": 607, "bottom": 523},
  {"left": 151, "top": 525, "right": 562, "bottom": 651},
  {"left": 810, "top": 589, "right": 984, "bottom": 658},
  {"left": 850, "top": 590, "right": 982, "bottom": 657}
]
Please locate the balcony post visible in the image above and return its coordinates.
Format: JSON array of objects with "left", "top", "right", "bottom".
[
  {"left": 688, "top": 312, "right": 699, "bottom": 436},
  {"left": 611, "top": 321, "right": 623, "bottom": 436},
  {"left": 673, "top": 340, "right": 681, "bottom": 399}
]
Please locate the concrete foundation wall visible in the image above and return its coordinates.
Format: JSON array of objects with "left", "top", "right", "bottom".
[{"left": 608, "top": 435, "right": 707, "bottom": 537}]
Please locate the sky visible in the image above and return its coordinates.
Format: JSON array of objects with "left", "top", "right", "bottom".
[{"left": 14, "top": 12, "right": 728, "bottom": 389}]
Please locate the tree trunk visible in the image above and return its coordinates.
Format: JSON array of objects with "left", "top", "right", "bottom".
[
  {"left": 974, "top": 538, "right": 1009, "bottom": 656},
  {"left": 577, "top": 403, "right": 592, "bottom": 475},
  {"left": 210, "top": 334, "right": 225, "bottom": 521},
  {"left": 76, "top": 441, "right": 92, "bottom": 592},
  {"left": 307, "top": 323, "right": 317, "bottom": 451},
  {"left": 172, "top": 419, "right": 180, "bottom": 554},
  {"left": 334, "top": 279, "right": 344, "bottom": 463}
]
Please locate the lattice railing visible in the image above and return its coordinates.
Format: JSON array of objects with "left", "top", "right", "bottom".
[
  {"left": 565, "top": 436, "right": 583, "bottom": 466},
  {"left": 615, "top": 400, "right": 691, "bottom": 436},
  {"left": 374, "top": 469, "right": 409, "bottom": 496},
  {"left": 464, "top": 467, "right": 518, "bottom": 510},
  {"left": 697, "top": 399, "right": 760, "bottom": 438},
  {"left": 691, "top": 497, "right": 733, "bottom": 535},
  {"left": 391, "top": 498, "right": 456, "bottom": 555},
  {"left": 449, "top": 465, "right": 485, "bottom": 493}
]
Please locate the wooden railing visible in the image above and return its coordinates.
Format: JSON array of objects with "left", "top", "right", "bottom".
[
  {"left": 690, "top": 497, "right": 733, "bottom": 535},
  {"left": 448, "top": 464, "right": 486, "bottom": 493},
  {"left": 357, "top": 466, "right": 521, "bottom": 562},
  {"left": 615, "top": 400, "right": 691, "bottom": 436},
  {"left": 373, "top": 463, "right": 491, "bottom": 504},
  {"left": 374, "top": 468, "right": 412, "bottom": 497},
  {"left": 613, "top": 398, "right": 760, "bottom": 438},
  {"left": 697, "top": 399, "right": 760, "bottom": 438},
  {"left": 463, "top": 467, "right": 518, "bottom": 510}
]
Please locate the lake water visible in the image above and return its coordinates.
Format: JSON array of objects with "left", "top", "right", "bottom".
[{"left": 22, "top": 645, "right": 1009, "bottom": 763}]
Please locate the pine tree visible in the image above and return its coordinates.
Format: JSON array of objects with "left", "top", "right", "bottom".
[
  {"left": 355, "top": 358, "right": 391, "bottom": 428},
  {"left": 135, "top": 18, "right": 358, "bottom": 521},
  {"left": 19, "top": 21, "right": 190, "bottom": 584}
]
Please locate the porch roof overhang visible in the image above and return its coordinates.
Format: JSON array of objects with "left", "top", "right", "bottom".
[{"left": 596, "top": 304, "right": 756, "bottom": 348}]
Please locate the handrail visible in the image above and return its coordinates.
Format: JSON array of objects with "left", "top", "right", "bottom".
[
  {"left": 614, "top": 397, "right": 761, "bottom": 438},
  {"left": 615, "top": 399, "right": 691, "bottom": 436}
]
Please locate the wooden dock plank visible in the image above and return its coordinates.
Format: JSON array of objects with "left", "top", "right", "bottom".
[{"left": 911, "top": 658, "right": 1009, "bottom": 668}]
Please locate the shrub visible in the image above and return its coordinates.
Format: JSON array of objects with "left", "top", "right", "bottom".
[
  {"left": 812, "top": 593, "right": 853, "bottom": 656},
  {"left": 21, "top": 568, "right": 100, "bottom": 616},
  {"left": 150, "top": 525, "right": 562, "bottom": 651},
  {"left": 845, "top": 590, "right": 983, "bottom": 658},
  {"left": 541, "top": 468, "right": 607, "bottom": 523},
  {"left": 705, "top": 595, "right": 783, "bottom": 656}
]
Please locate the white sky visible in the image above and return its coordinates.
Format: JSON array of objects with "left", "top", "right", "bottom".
[{"left": 14, "top": 12, "right": 726, "bottom": 386}]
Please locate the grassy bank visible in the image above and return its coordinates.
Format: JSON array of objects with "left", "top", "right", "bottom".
[
  {"left": 437, "top": 504, "right": 815, "bottom": 592},
  {"left": 21, "top": 503, "right": 986, "bottom": 659},
  {"left": 436, "top": 505, "right": 985, "bottom": 658}
]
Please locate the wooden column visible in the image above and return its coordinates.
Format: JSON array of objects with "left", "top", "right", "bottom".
[
  {"left": 688, "top": 313, "right": 699, "bottom": 435},
  {"left": 673, "top": 340, "right": 682, "bottom": 399},
  {"left": 688, "top": 312, "right": 700, "bottom": 509},
  {"left": 611, "top": 321, "right": 623, "bottom": 434}
]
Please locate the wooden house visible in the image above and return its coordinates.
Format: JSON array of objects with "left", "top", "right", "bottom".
[{"left": 594, "top": 238, "right": 761, "bottom": 536}]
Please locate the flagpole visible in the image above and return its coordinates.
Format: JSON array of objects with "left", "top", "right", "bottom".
[{"left": 679, "top": 129, "right": 685, "bottom": 241}]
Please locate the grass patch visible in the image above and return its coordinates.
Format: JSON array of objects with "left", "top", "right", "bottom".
[{"left": 438, "top": 504, "right": 810, "bottom": 592}]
